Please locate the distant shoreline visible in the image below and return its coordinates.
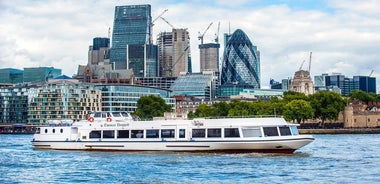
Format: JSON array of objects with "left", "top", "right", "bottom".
[{"left": 299, "top": 128, "right": 380, "bottom": 134}]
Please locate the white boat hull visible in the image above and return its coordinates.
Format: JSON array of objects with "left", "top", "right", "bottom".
[{"left": 32, "top": 136, "right": 314, "bottom": 153}]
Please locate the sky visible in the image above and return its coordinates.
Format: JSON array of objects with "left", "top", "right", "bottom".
[{"left": 1, "top": 0, "right": 379, "bottom": 90}]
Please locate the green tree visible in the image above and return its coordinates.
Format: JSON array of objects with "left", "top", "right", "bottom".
[
  {"left": 187, "top": 111, "right": 196, "bottom": 119},
  {"left": 347, "top": 90, "right": 374, "bottom": 103},
  {"left": 228, "top": 100, "right": 252, "bottom": 117},
  {"left": 211, "top": 102, "right": 231, "bottom": 117},
  {"left": 310, "top": 91, "right": 347, "bottom": 123},
  {"left": 133, "top": 95, "right": 172, "bottom": 120},
  {"left": 194, "top": 104, "right": 213, "bottom": 117},
  {"left": 283, "top": 100, "right": 314, "bottom": 123},
  {"left": 283, "top": 91, "right": 309, "bottom": 103}
]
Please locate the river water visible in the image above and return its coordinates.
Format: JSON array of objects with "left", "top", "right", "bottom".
[{"left": 0, "top": 134, "right": 379, "bottom": 183}]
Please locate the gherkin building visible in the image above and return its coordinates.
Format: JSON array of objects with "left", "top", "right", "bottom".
[{"left": 221, "top": 29, "right": 260, "bottom": 89}]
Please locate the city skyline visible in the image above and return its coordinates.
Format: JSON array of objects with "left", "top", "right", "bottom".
[{"left": 0, "top": 0, "right": 379, "bottom": 90}]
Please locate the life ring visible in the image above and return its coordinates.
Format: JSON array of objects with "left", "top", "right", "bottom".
[
  {"left": 106, "top": 117, "right": 112, "bottom": 122},
  {"left": 87, "top": 117, "right": 94, "bottom": 122}
]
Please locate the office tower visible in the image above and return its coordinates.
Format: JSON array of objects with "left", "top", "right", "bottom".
[
  {"left": 353, "top": 76, "right": 376, "bottom": 94},
  {"left": 127, "top": 44, "right": 158, "bottom": 77},
  {"left": 88, "top": 37, "right": 110, "bottom": 65},
  {"left": 23, "top": 67, "right": 61, "bottom": 83},
  {"left": 221, "top": 29, "right": 260, "bottom": 89},
  {"left": 157, "top": 29, "right": 191, "bottom": 77},
  {"left": 199, "top": 43, "right": 220, "bottom": 73},
  {"left": 110, "top": 5, "right": 152, "bottom": 70}
]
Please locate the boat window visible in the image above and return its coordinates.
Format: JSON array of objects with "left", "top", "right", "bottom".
[
  {"left": 121, "top": 112, "right": 129, "bottom": 117},
  {"left": 94, "top": 112, "right": 101, "bottom": 118},
  {"left": 192, "top": 129, "right": 205, "bottom": 138},
  {"left": 52, "top": 129, "right": 55, "bottom": 133},
  {"left": 112, "top": 112, "right": 122, "bottom": 117},
  {"left": 89, "top": 130, "right": 101, "bottom": 138},
  {"left": 60, "top": 129, "right": 63, "bottom": 133},
  {"left": 290, "top": 126, "right": 299, "bottom": 135},
  {"left": 279, "top": 127, "right": 292, "bottom": 136},
  {"left": 36, "top": 128, "right": 40, "bottom": 134},
  {"left": 103, "top": 130, "right": 115, "bottom": 138},
  {"left": 44, "top": 129, "right": 48, "bottom": 133},
  {"left": 146, "top": 129, "right": 159, "bottom": 138},
  {"left": 117, "top": 130, "right": 129, "bottom": 138},
  {"left": 224, "top": 128, "right": 240, "bottom": 138},
  {"left": 207, "top": 128, "right": 221, "bottom": 138},
  {"left": 71, "top": 127, "right": 78, "bottom": 134},
  {"left": 131, "top": 130, "right": 144, "bottom": 138},
  {"left": 161, "top": 129, "right": 175, "bottom": 138},
  {"left": 101, "top": 112, "right": 108, "bottom": 118},
  {"left": 179, "top": 129, "right": 185, "bottom": 138},
  {"left": 263, "top": 127, "right": 279, "bottom": 137},
  {"left": 242, "top": 127, "right": 262, "bottom": 137}
]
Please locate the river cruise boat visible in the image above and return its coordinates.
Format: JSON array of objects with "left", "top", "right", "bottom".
[{"left": 32, "top": 112, "right": 314, "bottom": 153}]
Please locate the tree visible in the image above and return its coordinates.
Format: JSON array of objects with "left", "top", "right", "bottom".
[
  {"left": 283, "top": 100, "right": 314, "bottom": 124},
  {"left": 133, "top": 95, "right": 172, "bottom": 120},
  {"left": 347, "top": 90, "right": 374, "bottom": 103},
  {"left": 211, "top": 102, "right": 230, "bottom": 117},
  {"left": 309, "top": 91, "right": 347, "bottom": 123},
  {"left": 194, "top": 104, "right": 213, "bottom": 117}
]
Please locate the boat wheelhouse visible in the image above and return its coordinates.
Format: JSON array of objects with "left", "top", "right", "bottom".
[{"left": 32, "top": 112, "right": 314, "bottom": 153}]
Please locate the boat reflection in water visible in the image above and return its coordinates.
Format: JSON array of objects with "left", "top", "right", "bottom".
[{"left": 32, "top": 112, "right": 314, "bottom": 153}]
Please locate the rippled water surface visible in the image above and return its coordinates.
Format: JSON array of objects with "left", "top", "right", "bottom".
[{"left": 0, "top": 134, "right": 379, "bottom": 183}]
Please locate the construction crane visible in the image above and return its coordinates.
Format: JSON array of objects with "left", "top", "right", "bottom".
[
  {"left": 166, "top": 46, "right": 190, "bottom": 77},
  {"left": 308, "top": 51, "right": 312, "bottom": 73},
  {"left": 214, "top": 21, "right": 220, "bottom": 43},
  {"left": 369, "top": 70, "right": 374, "bottom": 77},
  {"left": 160, "top": 17, "right": 175, "bottom": 29},
  {"left": 299, "top": 60, "right": 306, "bottom": 71},
  {"left": 149, "top": 9, "right": 168, "bottom": 44},
  {"left": 198, "top": 22, "right": 213, "bottom": 44}
]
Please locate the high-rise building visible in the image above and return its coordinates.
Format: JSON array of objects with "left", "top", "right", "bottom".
[
  {"left": 220, "top": 29, "right": 260, "bottom": 90},
  {"left": 314, "top": 73, "right": 377, "bottom": 95},
  {"left": 157, "top": 29, "right": 191, "bottom": 77},
  {"left": 88, "top": 37, "right": 110, "bottom": 65},
  {"left": 199, "top": 43, "right": 220, "bottom": 73},
  {"left": 126, "top": 44, "right": 158, "bottom": 77},
  {"left": 110, "top": 5, "right": 152, "bottom": 70},
  {"left": 353, "top": 76, "right": 376, "bottom": 94}
]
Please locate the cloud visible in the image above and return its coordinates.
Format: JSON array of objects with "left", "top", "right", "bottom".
[{"left": 0, "top": 0, "right": 379, "bottom": 91}]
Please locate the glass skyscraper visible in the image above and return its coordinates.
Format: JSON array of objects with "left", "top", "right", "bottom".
[
  {"left": 110, "top": 5, "right": 152, "bottom": 70},
  {"left": 221, "top": 29, "right": 260, "bottom": 89}
]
